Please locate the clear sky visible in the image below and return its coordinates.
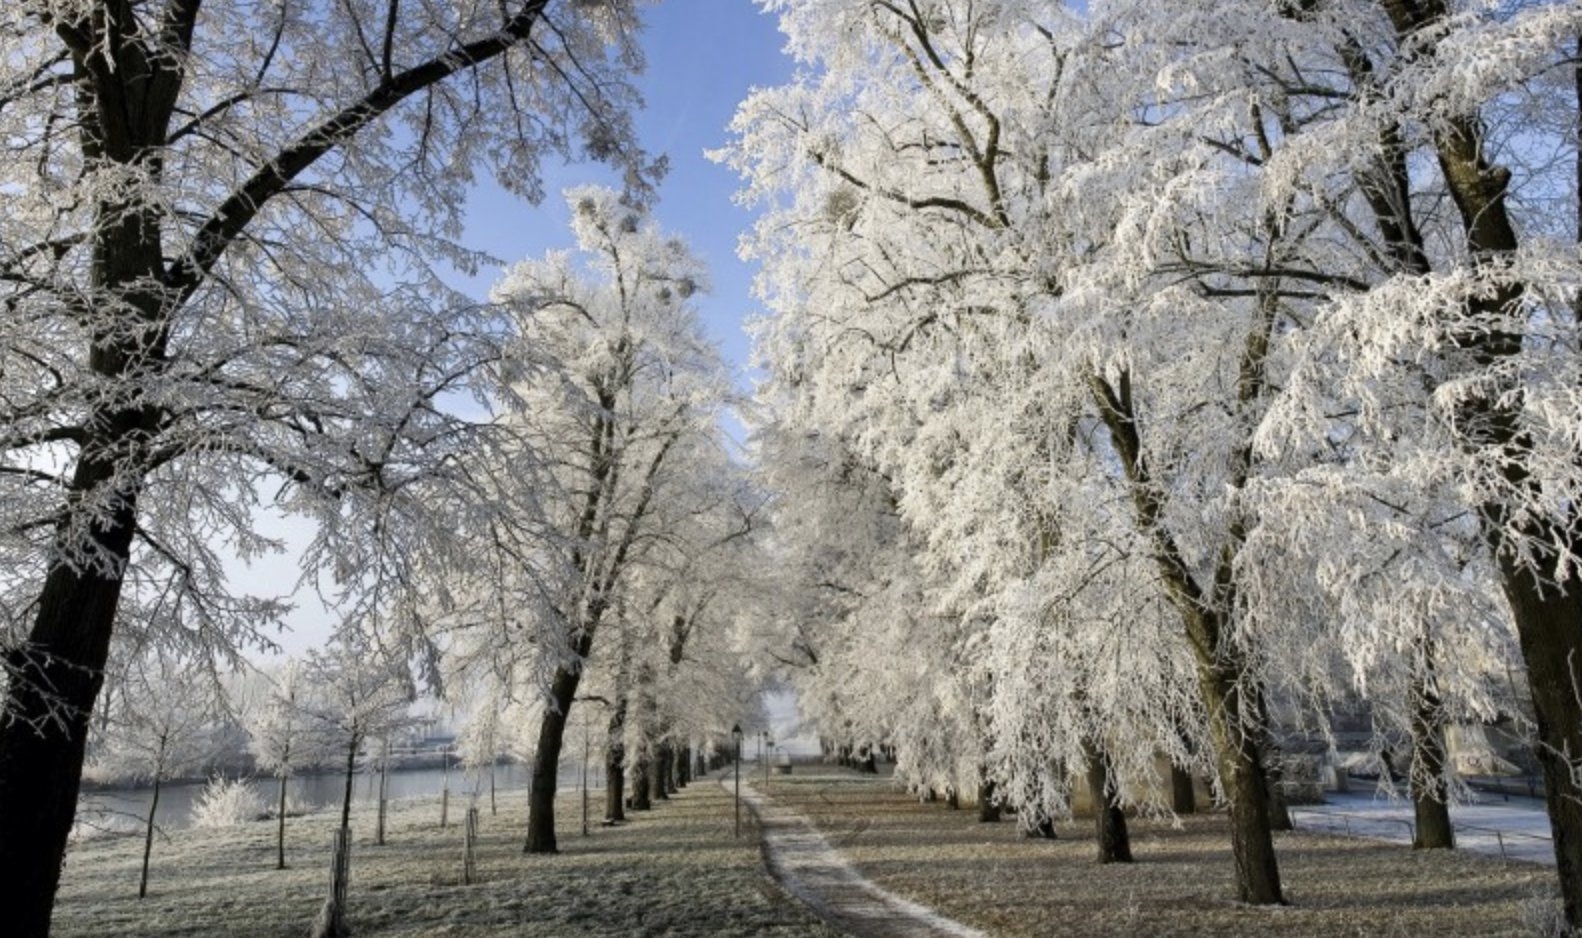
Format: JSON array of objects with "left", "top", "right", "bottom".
[
  {"left": 252, "top": 1, "right": 798, "bottom": 657},
  {"left": 455, "top": 0, "right": 796, "bottom": 380}
]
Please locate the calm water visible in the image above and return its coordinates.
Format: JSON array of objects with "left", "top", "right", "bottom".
[{"left": 78, "top": 759, "right": 605, "bottom": 835}]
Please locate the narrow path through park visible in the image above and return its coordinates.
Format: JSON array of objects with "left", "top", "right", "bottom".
[{"left": 723, "top": 774, "right": 987, "bottom": 938}]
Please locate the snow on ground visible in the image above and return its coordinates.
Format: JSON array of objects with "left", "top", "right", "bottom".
[
  {"left": 1290, "top": 790, "right": 1556, "bottom": 865},
  {"left": 759, "top": 764, "right": 1560, "bottom": 938},
  {"left": 51, "top": 778, "right": 842, "bottom": 938}
]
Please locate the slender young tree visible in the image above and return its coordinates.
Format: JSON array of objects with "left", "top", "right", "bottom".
[
  {"left": 304, "top": 639, "right": 414, "bottom": 838},
  {"left": 87, "top": 653, "right": 219, "bottom": 900},
  {"left": 245, "top": 659, "right": 330, "bottom": 870}
]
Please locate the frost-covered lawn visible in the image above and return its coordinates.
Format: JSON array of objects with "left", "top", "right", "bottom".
[
  {"left": 758, "top": 765, "right": 1557, "bottom": 937},
  {"left": 52, "top": 777, "right": 842, "bottom": 938}
]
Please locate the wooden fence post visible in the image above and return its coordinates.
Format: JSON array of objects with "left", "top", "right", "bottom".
[
  {"left": 309, "top": 827, "right": 351, "bottom": 938},
  {"left": 462, "top": 808, "right": 479, "bottom": 885}
]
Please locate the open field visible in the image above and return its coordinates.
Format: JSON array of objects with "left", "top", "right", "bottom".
[
  {"left": 52, "top": 778, "right": 840, "bottom": 938},
  {"left": 51, "top": 762, "right": 1565, "bottom": 937},
  {"left": 755, "top": 765, "right": 1561, "bottom": 938}
]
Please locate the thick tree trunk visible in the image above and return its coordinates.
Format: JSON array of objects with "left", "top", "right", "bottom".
[
  {"left": 1171, "top": 764, "right": 1197, "bottom": 815},
  {"left": 1084, "top": 741, "right": 1133, "bottom": 864},
  {"left": 139, "top": 772, "right": 163, "bottom": 899},
  {"left": 524, "top": 666, "right": 581, "bottom": 854},
  {"left": 1082, "top": 752, "right": 1132, "bottom": 860},
  {"left": 650, "top": 741, "right": 670, "bottom": 802},
  {"left": 0, "top": 506, "right": 138, "bottom": 936},
  {"left": 1410, "top": 648, "right": 1454, "bottom": 849},
  {"left": 605, "top": 701, "right": 627, "bottom": 823},
  {"left": 977, "top": 773, "right": 1002, "bottom": 823},
  {"left": 1264, "top": 753, "right": 1293, "bottom": 833},
  {"left": 1202, "top": 670, "right": 1284, "bottom": 905},
  {"left": 633, "top": 662, "right": 659, "bottom": 806},
  {"left": 1500, "top": 571, "right": 1582, "bottom": 901},
  {"left": 1023, "top": 813, "right": 1058, "bottom": 839},
  {"left": 676, "top": 746, "right": 691, "bottom": 788},
  {"left": 631, "top": 744, "right": 653, "bottom": 811}
]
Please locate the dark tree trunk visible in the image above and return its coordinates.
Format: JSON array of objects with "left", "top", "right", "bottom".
[
  {"left": 1264, "top": 756, "right": 1293, "bottom": 832},
  {"left": 1171, "top": 763, "right": 1196, "bottom": 815},
  {"left": 375, "top": 745, "right": 390, "bottom": 845},
  {"left": 977, "top": 773, "right": 1002, "bottom": 823},
  {"left": 631, "top": 744, "right": 653, "bottom": 811},
  {"left": 1410, "top": 645, "right": 1455, "bottom": 850},
  {"left": 1023, "top": 814, "right": 1058, "bottom": 840},
  {"left": 1504, "top": 576, "right": 1582, "bottom": 919},
  {"left": 605, "top": 701, "right": 627, "bottom": 823},
  {"left": 339, "top": 730, "right": 359, "bottom": 835},
  {"left": 138, "top": 771, "right": 163, "bottom": 899},
  {"left": 277, "top": 774, "right": 290, "bottom": 869},
  {"left": 0, "top": 505, "right": 138, "bottom": 936},
  {"left": 524, "top": 665, "right": 582, "bottom": 854},
  {"left": 677, "top": 746, "right": 691, "bottom": 788},
  {"left": 858, "top": 749, "right": 877, "bottom": 773},
  {"left": 1084, "top": 741, "right": 1133, "bottom": 864},
  {"left": 946, "top": 789, "right": 960, "bottom": 810},
  {"left": 650, "top": 741, "right": 670, "bottom": 801},
  {"left": 1205, "top": 673, "right": 1284, "bottom": 905}
]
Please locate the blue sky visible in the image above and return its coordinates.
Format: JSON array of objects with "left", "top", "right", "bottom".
[
  {"left": 252, "top": 2, "right": 797, "bottom": 657},
  {"left": 457, "top": 0, "right": 796, "bottom": 380}
]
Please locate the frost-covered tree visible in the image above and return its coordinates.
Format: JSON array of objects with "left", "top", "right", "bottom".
[
  {"left": 0, "top": 0, "right": 657, "bottom": 928},
  {"left": 87, "top": 652, "right": 220, "bottom": 899},
  {"left": 1239, "top": 1, "right": 1582, "bottom": 915},
  {"left": 444, "top": 187, "right": 734, "bottom": 853},
  {"left": 303, "top": 638, "right": 414, "bottom": 838},
  {"left": 453, "top": 671, "right": 511, "bottom": 816},
  {"left": 730, "top": 0, "right": 1582, "bottom": 916},
  {"left": 244, "top": 658, "right": 331, "bottom": 869}
]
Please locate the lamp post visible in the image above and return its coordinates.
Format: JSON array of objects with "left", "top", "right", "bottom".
[
  {"left": 731, "top": 724, "right": 743, "bottom": 838},
  {"left": 764, "top": 735, "right": 773, "bottom": 787}
]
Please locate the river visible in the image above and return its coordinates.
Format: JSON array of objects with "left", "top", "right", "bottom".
[{"left": 77, "top": 760, "right": 605, "bottom": 836}]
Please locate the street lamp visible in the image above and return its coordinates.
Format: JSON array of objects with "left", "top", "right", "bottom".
[{"left": 731, "top": 724, "right": 743, "bottom": 838}]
